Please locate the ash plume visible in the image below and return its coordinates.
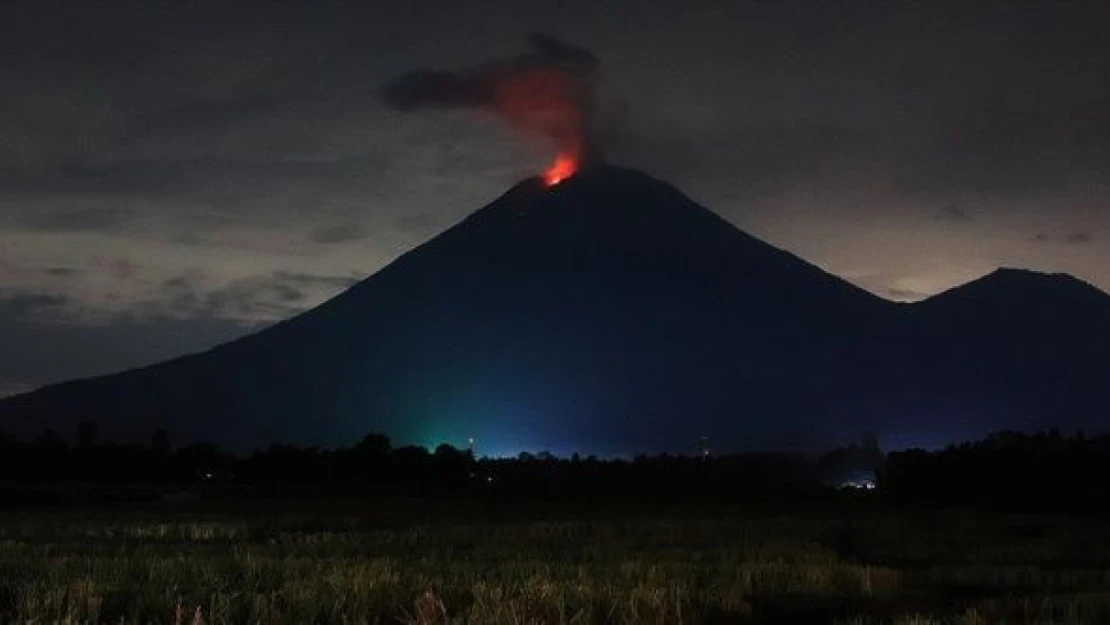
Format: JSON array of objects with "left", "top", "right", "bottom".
[{"left": 381, "top": 34, "right": 601, "bottom": 166}]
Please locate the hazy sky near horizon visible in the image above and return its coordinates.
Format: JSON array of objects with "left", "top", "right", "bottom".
[{"left": 2, "top": 1, "right": 1108, "bottom": 395}]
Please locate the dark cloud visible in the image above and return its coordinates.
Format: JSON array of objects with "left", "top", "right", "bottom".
[
  {"left": 382, "top": 34, "right": 597, "bottom": 108},
  {"left": 274, "top": 271, "right": 360, "bottom": 290},
  {"left": 0, "top": 291, "right": 73, "bottom": 320},
  {"left": 160, "top": 274, "right": 207, "bottom": 315},
  {"left": 310, "top": 223, "right": 371, "bottom": 244},
  {"left": 200, "top": 278, "right": 304, "bottom": 319},
  {"left": 109, "top": 259, "right": 138, "bottom": 281},
  {"left": 1030, "top": 232, "right": 1095, "bottom": 245},
  {"left": 382, "top": 34, "right": 601, "bottom": 163},
  {"left": 44, "top": 267, "right": 78, "bottom": 277},
  {"left": 27, "top": 206, "right": 137, "bottom": 232},
  {"left": 617, "top": 122, "right": 882, "bottom": 202},
  {"left": 0, "top": 314, "right": 255, "bottom": 396},
  {"left": 271, "top": 283, "right": 306, "bottom": 304},
  {"left": 393, "top": 213, "right": 441, "bottom": 237},
  {"left": 156, "top": 270, "right": 358, "bottom": 320},
  {"left": 939, "top": 203, "right": 970, "bottom": 221},
  {"left": 2, "top": 158, "right": 358, "bottom": 212},
  {"left": 162, "top": 276, "right": 191, "bottom": 290}
]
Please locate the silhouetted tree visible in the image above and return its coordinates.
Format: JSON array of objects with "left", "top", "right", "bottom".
[
  {"left": 77, "top": 420, "right": 98, "bottom": 449},
  {"left": 34, "top": 428, "right": 66, "bottom": 451},
  {"left": 355, "top": 433, "right": 392, "bottom": 457},
  {"left": 151, "top": 429, "right": 171, "bottom": 457},
  {"left": 393, "top": 445, "right": 430, "bottom": 464},
  {"left": 861, "top": 432, "right": 881, "bottom": 459}
]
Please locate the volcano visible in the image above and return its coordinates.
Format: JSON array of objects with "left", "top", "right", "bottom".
[{"left": 3, "top": 166, "right": 1109, "bottom": 453}]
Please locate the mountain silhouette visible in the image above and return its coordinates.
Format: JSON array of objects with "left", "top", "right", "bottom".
[
  {"left": 2, "top": 166, "right": 1108, "bottom": 453},
  {"left": 892, "top": 268, "right": 1110, "bottom": 447}
]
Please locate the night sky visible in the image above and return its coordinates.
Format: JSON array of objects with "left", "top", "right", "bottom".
[{"left": 2, "top": 1, "right": 1108, "bottom": 398}]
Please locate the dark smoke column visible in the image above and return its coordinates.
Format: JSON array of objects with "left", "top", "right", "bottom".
[{"left": 381, "top": 34, "right": 601, "bottom": 184}]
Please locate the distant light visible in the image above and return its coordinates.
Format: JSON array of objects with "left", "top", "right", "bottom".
[{"left": 831, "top": 470, "right": 877, "bottom": 491}]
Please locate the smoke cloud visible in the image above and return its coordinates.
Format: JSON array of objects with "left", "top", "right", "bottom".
[{"left": 381, "top": 34, "right": 601, "bottom": 166}]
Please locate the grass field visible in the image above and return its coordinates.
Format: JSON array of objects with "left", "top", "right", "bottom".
[{"left": 2, "top": 497, "right": 1110, "bottom": 624}]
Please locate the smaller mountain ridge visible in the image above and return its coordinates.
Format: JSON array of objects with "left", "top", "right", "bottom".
[
  {"left": 922, "top": 268, "right": 1110, "bottom": 311},
  {"left": 913, "top": 267, "right": 1110, "bottom": 343}
]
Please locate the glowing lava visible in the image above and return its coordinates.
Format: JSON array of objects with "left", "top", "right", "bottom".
[{"left": 543, "top": 153, "right": 578, "bottom": 186}]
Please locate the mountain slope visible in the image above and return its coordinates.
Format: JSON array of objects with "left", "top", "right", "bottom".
[
  {"left": 2, "top": 167, "right": 1108, "bottom": 452},
  {"left": 890, "top": 268, "right": 1110, "bottom": 444}
]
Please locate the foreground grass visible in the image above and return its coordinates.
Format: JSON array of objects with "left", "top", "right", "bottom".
[{"left": 1, "top": 498, "right": 1109, "bottom": 623}]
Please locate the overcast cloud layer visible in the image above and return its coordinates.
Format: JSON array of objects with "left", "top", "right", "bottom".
[{"left": 1, "top": 1, "right": 1108, "bottom": 395}]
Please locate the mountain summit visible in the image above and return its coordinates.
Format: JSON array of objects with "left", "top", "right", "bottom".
[{"left": 2, "top": 167, "right": 1108, "bottom": 452}]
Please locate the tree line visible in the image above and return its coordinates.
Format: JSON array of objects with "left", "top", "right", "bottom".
[
  {"left": 881, "top": 429, "right": 1110, "bottom": 510},
  {"left": 0, "top": 422, "right": 882, "bottom": 500},
  {"left": 5, "top": 422, "right": 1109, "bottom": 510}
]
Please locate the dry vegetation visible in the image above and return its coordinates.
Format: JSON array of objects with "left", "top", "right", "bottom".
[{"left": 1, "top": 501, "right": 1109, "bottom": 624}]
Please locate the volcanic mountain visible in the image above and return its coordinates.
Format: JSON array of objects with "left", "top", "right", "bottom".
[{"left": 2, "top": 166, "right": 1109, "bottom": 453}]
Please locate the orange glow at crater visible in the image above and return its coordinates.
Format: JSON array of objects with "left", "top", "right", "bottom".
[{"left": 543, "top": 153, "right": 578, "bottom": 186}]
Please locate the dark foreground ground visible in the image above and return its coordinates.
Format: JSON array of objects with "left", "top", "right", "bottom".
[{"left": 2, "top": 492, "right": 1110, "bottom": 624}]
